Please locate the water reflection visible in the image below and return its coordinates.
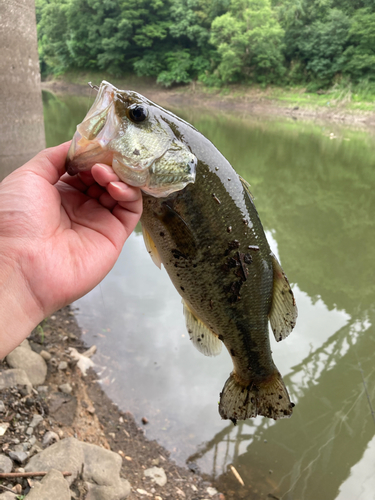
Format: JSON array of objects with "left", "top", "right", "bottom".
[{"left": 43, "top": 90, "right": 375, "bottom": 499}]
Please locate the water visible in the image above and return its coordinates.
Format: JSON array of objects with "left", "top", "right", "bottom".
[{"left": 42, "top": 90, "right": 375, "bottom": 500}]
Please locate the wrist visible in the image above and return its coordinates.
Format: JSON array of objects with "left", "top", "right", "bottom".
[{"left": 0, "top": 255, "right": 45, "bottom": 359}]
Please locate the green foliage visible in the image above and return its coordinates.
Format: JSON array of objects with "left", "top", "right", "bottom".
[
  {"left": 35, "top": 0, "right": 375, "bottom": 89},
  {"left": 36, "top": 0, "right": 72, "bottom": 74},
  {"left": 156, "top": 50, "right": 193, "bottom": 86},
  {"left": 210, "top": 0, "right": 285, "bottom": 84},
  {"left": 297, "top": 9, "right": 350, "bottom": 85},
  {"left": 343, "top": 8, "right": 375, "bottom": 81}
]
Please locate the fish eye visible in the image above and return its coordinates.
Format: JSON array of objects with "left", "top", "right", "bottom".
[{"left": 127, "top": 104, "right": 148, "bottom": 123}]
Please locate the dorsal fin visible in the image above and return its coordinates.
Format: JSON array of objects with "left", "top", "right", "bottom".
[
  {"left": 141, "top": 224, "right": 162, "bottom": 269},
  {"left": 239, "top": 175, "right": 254, "bottom": 200},
  {"left": 269, "top": 254, "right": 298, "bottom": 342},
  {"left": 183, "top": 301, "right": 222, "bottom": 357}
]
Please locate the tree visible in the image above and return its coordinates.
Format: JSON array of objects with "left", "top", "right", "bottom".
[
  {"left": 36, "top": 0, "right": 72, "bottom": 74},
  {"left": 297, "top": 9, "right": 350, "bottom": 85},
  {"left": 343, "top": 8, "right": 375, "bottom": 81},
  {"left": 210, "top": 0, "right": 285, "bottom": 84}
]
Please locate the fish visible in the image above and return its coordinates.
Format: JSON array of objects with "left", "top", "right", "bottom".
[{"left": 66, "top": 81, "right": 298, "bottom": 422}]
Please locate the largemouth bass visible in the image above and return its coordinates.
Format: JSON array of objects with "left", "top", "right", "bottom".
[{"left": 66, "top": 81, "right": 298, "bottom": 422}]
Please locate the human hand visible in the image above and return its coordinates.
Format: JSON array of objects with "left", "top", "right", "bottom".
[{"left": 0, "top": 141, "right": 142, "bottom": 357}]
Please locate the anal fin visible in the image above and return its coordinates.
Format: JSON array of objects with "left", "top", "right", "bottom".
[
  {"left": 183, "top": 301, "right": 222, "bottom": 357},
  {"left": 269, "top": 253, "right": 298, "bottom": 342},
  {"left": 141, "top": 224, "right": 162, "bottom": 269}
]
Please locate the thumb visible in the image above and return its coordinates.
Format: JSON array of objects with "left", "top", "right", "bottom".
[{"left": 19, "top": 141, "right": 72, "bottom": 185}]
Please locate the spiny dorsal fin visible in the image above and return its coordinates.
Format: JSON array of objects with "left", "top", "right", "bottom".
[
  {"left": 269, "top": 253, "right": 298, "bottom": 342},
  {"left": 183, "top": 301, "right": 222, "bottom": 357},
  {"left": 239, "top": 175, "right": 254, "bottom": 200},
  {"left": 141, "top": 224, "right": 161, "bottom": 269}
]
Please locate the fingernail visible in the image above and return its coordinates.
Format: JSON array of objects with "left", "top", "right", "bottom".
[
  {"left": 109, "top": 181, "right": 127, "bottom": 189},
  {"left": 96, "top": 163, "right": 112, "bottom": 171}
]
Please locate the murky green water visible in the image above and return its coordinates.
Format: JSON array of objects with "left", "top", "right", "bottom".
[{"left": 43, "top": 90, "right": 375, "bottom": 500}]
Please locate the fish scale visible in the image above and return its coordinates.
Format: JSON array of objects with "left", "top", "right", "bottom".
[{"left": 66, "top": 81, "right": 298, "bottom": 422}]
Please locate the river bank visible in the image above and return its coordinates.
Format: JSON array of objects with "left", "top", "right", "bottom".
[
  {"left": 41, "top": 76, "right": 375, "bottom": 128},
  {"left": 0, "top": 307, "right": 223, "bottom": 500}
]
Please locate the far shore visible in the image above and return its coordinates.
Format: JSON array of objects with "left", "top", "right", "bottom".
[{"left": 41, "top": 77, "right": 375, "bottom": 129}]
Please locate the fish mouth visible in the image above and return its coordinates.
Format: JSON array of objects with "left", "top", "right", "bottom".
[
  {"left": 65, "top": 81, "right": 120, "bottom": 176},
  {"left": 65, "top": 133, "right": 114, "bottom": 175}
]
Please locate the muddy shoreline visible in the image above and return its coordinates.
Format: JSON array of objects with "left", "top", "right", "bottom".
[
  {"left": 0, "top": 307, "right": 224, "bottom": 499},
  {"left": 41, "top": 78, "right": 375, "bottom": 129}
]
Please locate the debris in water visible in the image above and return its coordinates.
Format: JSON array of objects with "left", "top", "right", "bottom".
[{"left": 230, "top": 464, "right": 245, "bottom": 486}]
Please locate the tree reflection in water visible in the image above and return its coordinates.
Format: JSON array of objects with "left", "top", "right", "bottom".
[
  {"left": 43, "top": 94, "right": 375, "bottom": 500},
  {"left": 182, "top": 114, "right": 375, "bottom": 500}
]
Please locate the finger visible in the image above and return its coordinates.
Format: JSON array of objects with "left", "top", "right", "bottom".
[
  {"left": 98, "top": 191, "right": 117, "bottom": 211},
  {"left": 20, "top": 141, "right": 71, "bottom": 185},
  {"left": 113, "top": 197, "right": 143, "bottom": 237},
  {"left": 60, "top": 170, "right": 96, "bottom": 191},
  {"left": 107, "top": 182, "right": 142, "bottom": 203},
  {"left": 91, "top": 163, "right": 120, "bottom": 186},
  {"left": 86, "top": 184, "right": 106, "bottom": 199}
]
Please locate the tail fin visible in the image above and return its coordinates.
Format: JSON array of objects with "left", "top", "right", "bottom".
[{"left": 219, "top": 370, "right": 294, "bottom": 423}]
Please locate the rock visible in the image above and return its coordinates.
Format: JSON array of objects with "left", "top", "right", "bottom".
[
  {"left": 85, "top": 479, "right": 131, "bottom": 500},
  {"left": 207, "top": 487, "right": 218, "bottom": 496},
  {"left": 6, "top": 346, "right": 47, "bottom": 386},
  {"left": 8, "top": 449, "right": 28, "bottom": 464},
  {"left": 40, "top": 350, "right": 52, "bottom": 361},
  {"left": 58, "top": 361, "right": 68, "bottom": 370},
  {"left": 144, "top": 467, "right": 167, "bottom": 487},
  {"left": 42, "top": 431, "right": 60, "bottom": 446},
  {"left": 28, "top": 436, "right": 37, "bottom": 446},
  {"left": 48, "top": 392, "right": 77, "bottom": 426},
  {"left": 0, "top": 423, "right": 9, "bottom": 436},
  {"left": 25, "top": 437, "right": 84, "bottom": 486},
  {"left": 25, "top": 438, "right": 131, "bottom": 498},
  {"left": 58, "top": 383, "right": 72, "bottom": 394},
  {"left": 81, "top": 442, "right": 122, "bottom": 486},
  {"left": 20, "top": 339, "right": 32, "bottom": 350},
  {"left": 30, "top": 414, "right": 44, "bottom": 428},
  {"left": 12, "top": 484, "right": 22, "bottom": 495},
  {"left": 0, "top": 454, "right": 13, "bottom": 473},
  {"left": 0, "top": 369, "right": 32, "bottom": 393},
  {"left": 37, "top": 385, "right": 49, "bottom": 393},
  {"left": 13, "top": 443, "right": 28, "bottom": 453},
  {"left": 25, "top": 469, "right": 71, "bottom": 500},
  {"left": 0, "top": 493, "right": 17, "bottom": 500},
  {"left": 0, "top": 400, "right": 5, "bottom": 412}
]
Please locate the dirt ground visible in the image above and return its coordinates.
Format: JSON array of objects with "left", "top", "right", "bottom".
[{"left": 41, "top": 78, "right": 375, "bottom": 128}]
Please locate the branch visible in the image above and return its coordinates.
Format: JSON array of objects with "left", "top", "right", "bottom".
[{"left": 0, "top": 471, "right": 72, "bottom": 479}]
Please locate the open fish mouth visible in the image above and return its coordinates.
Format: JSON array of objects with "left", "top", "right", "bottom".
[
  {"left": 65, "top": 81, "right": 197, "bottom": 197},
  {"left": 65, "top": 131, "right": 113, "bottom": 175}
]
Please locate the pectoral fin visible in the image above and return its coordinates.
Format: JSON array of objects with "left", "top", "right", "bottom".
[
  {"left": 269, "top": 254, "right": 298, "bottom": 342},
  {"left": 141, "top": 224, "right": 162, "bottom": 269},
  {"left": 183, "top": 301, "right": 222, "bottom": 357},
  {"left": 239, "top": 175, "right": 254, "bottom": 200}
]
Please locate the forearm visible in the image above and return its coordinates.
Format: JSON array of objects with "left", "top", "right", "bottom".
[{"left": 0, "top": 259, "right": 45, "bottom": 359}]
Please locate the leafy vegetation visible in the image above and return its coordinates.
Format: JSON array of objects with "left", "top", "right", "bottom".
[{"left": 36, "top": 0, "right": 375, "bottom": 90}]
